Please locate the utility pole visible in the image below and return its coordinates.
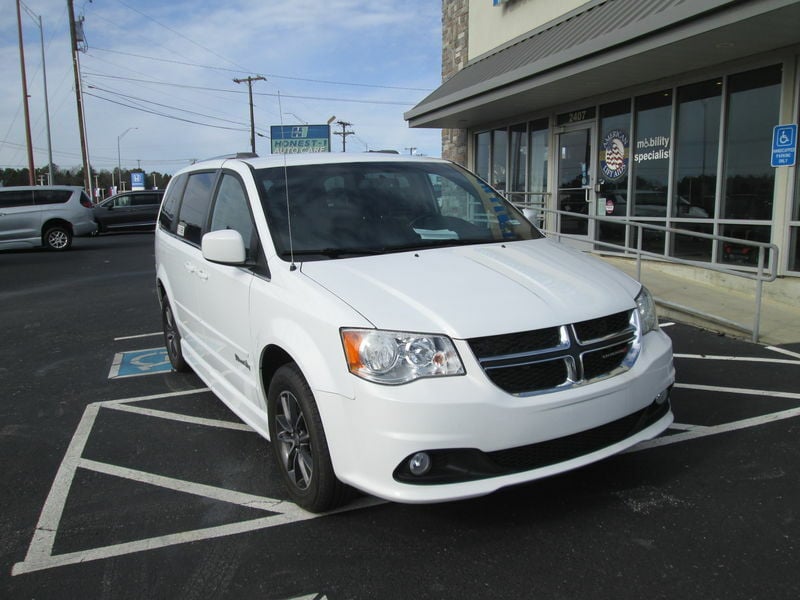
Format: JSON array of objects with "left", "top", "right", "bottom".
[
  {"left": 233, "top": 75, "right": 265, "bottom": 154},
  {"left": 16, "top": 0, "right": 35, "bottom": 185},
  {"left": 67, "top": 0, "right": 92, "bottom": 195},
  {"left": 405, "top": 147, "right": 417, "bottom": 155},
  {"left": 334, "top": 120, "right": 354, "bottom": 152}
]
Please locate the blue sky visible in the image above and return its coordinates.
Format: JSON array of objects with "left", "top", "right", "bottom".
[{"left": 1, "top": 0, "right": 443, "bottom": 178}]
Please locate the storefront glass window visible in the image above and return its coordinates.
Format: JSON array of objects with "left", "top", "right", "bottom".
[
  {"left": 529, "top": 119, "right": 549, "bottom": 196},
  {"left": 475, "top": 131, "right": 490, "bottom": 181},
  {"left": 722, "top": 65, "right": 781, "bottom": 221},
  {"left": 491, "top": 129, "right": 508, "bottom": 192},
  {"left": 509, "top": 124, "right": 528, "bottom": 201},
  {"left": 632, "top": 90, "right": 672, "bottom": 221},
  {"left": 597, "top": 100, "right": 631, "bottom": 246},
  {"left": 673, "top": 79, "right": 721, "bottom": 220}
]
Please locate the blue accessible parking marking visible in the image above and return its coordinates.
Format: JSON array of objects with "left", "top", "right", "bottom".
[{"left": 109, "top": 347, "right": 172, "bottom": 379}]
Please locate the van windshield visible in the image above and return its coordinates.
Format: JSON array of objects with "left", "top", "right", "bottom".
[{"left": 255, "top": 161, "right": 542, "bottom": 260}]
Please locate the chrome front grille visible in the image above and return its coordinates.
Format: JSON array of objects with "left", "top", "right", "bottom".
[{"left": 468, "top": 310, "right": 639, "bottom": 396}]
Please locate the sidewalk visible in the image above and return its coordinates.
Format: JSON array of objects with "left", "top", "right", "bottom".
[{"left": 598, "top": 256, "right": 800, "bottom": 346}]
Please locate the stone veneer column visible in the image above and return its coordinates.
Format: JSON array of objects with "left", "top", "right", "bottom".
[{"left": 441, "top": 0, "right": 469, "bottom": 166}]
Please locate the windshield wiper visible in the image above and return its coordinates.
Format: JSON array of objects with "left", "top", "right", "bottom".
[
  {"left": 384, "top": 238, "right": 499, "bottom": 252},
  {"left": 281, "top": 247, "right": 385, "bottom": 258}
]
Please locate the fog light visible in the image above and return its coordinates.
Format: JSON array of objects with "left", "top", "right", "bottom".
[
  {"left": 655, "top": 388, "right": 670, "bottom": 405},
  {"left": 408, "top": 452, "right": 432, "bottom": 476}
]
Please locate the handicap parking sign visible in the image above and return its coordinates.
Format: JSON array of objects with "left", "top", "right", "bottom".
[{"left": 771, "top": 124, "right": 797, "bottom": 167}]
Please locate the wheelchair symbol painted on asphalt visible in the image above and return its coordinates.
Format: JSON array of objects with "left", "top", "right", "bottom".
[{"left": 108, "top": 347, "right": 173, "bottom": 379}]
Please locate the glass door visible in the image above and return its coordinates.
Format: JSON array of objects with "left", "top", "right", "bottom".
[{"left": 557, "top": 126, "right": 596, "bottom": 240}]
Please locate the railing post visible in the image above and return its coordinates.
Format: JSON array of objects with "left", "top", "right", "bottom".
[
  {"left": 636, "top": 224, "right": 643, "bottom": 281},
  {"left": 753, "top": 246, "right": 766, "bottom": 343}
]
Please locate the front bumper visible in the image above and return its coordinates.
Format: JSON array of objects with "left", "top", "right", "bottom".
[{"left": 317, "top": 329, "right": 675, "bottom": 503}]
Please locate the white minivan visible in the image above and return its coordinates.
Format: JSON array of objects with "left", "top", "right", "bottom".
[{"left": 154, "top": 153, "right": 674, "bottom": 512}]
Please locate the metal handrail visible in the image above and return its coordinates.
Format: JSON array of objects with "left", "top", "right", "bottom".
[{"left": 522, "top": 207, "right": 779, "bottom": 342}]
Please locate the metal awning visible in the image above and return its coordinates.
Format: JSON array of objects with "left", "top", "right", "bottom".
[{"left": 405, "top": 0, "right": 800, "bottom": 129}]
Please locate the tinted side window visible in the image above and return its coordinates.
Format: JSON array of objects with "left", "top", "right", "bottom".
[
  {"left": 113, "top": 195, "right": 132, "bottom": 208},
  {"left": 33, "top": 190, "right": 72, "bottom": 205},
  {"left": 0, "top": 190, "right": 34, "bottom": 208},
  {"left": 159, "top": 174, "right": 187, "bottom": 232},
  {"left": 209, "top": 174, "right": 257, "bottom": 260},
  {"left": 177, "top": 172, "right": 216, "bottom": 245},
  {"left": 132, "top": 194, "right": 159, "bottom": 206}
]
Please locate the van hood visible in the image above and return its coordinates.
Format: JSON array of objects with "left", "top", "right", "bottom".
[{"left": 299, "top": 239, "right": 641, "bottom": 339}]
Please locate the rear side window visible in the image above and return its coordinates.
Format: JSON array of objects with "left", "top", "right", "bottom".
[
  {"left": 159, "top": 174, "right": 187, "bottom": 232},
  {"left": 0, "top": 190, "right": 34, "bottom": 208},
  {"left": 177, "top": 171, "right": 216, "bottom": 245},
  {"left": 33, "top": 190, "right": 72, "bottom": 205}
]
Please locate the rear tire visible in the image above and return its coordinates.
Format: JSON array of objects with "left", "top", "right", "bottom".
[
  {"left": 267, "top": 363, "right": 349, "bottom": 512},
  {"left": 162, "top": 296, "right": 190, "bottom": 372},
  {"left": 43, "top": 225, "right": 72, "bottom": 251}
]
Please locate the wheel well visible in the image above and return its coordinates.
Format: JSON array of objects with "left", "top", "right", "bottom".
[
  {"left": 42, "top": 219, "right": 72, "bottom": 235},
  {"left": 260, "top": 345, "right": 295, "bottom": 395}
]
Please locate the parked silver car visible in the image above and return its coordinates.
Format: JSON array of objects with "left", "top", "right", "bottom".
[{"left": 0, "top": 186, "right": 97, "bottom": 251}]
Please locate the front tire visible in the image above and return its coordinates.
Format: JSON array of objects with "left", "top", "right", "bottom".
[
  {"left": 162, "top": 296, "right": 190, "bottom": 372},
  {"left": 267, "top": 363, "right": 348, "bottom": 512},
  {"left": 43, "top": 225, "right": 72, "bottom": 250}
]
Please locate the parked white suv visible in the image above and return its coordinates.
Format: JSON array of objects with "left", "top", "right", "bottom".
[
  {"left": 0, "top": 185, "right": 97, "bottom": 250},
  {"left": 155, "top": 153, "right": 674, "bottom": 512}
]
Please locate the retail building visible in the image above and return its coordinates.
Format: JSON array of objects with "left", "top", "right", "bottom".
[{"left": 406, "top": 0, "right": 800, "bottom": 276}]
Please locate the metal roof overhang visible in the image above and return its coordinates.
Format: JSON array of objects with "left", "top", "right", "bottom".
[{"left": 405, "top": 0, "right": 800, "bottom": 129}]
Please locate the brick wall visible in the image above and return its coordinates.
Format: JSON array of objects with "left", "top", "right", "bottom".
[{"left": 441, "top": 0, "right": 468, "bottom": 165}]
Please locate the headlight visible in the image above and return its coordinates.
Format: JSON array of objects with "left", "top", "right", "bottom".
[
  {"left": 341, "top": 329, "right": 465, "bottom": 385},
  {"left": 635, "top": 286, "right": 659, "bottom": 334}
]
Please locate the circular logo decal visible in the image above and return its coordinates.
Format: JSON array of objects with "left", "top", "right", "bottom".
[{"left": 601, "top": 129, "right": 629, "bottom": 181}]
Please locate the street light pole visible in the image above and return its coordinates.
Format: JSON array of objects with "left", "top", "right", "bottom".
[{"left": 117, "top": 127, "right": 137, "bottom": 192}]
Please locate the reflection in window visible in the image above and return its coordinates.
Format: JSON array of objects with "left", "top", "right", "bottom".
[
  {"left": 673, "top": 79, "right": 721, "bottom": 219},
  {"left": 529, "top": 119, "right": 549, "bottom": 196},
  {"left": 475, "top": 131, "right": 490, "bottom": 181},
  {"left": 508, "top": 124, "right": 527, "bottom": 197},
  {"left": 633, "top": 90, "right": 672, "bottom": 219},
  {"left": 491, "top": 129, "right": 508, "bottom": 191},
  {"left": 722, "top": 65, "right": 781, "bottom": 221}
]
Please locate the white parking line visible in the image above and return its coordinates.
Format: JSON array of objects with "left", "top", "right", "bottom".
[
  {"left": 13, "top": 352, "right": 800, "bottom": 575},
  {"left": 674, "top": 353, "right": 800, "bottom": 365},
  {"left": 114, "top": 332, "right": 163, "bottom": 341},
  {"left": 767, "top": 345, "right": 800, "bottom": 360},
  {"left": 12, "top": 389, "right": 383, "bottom": 576}
]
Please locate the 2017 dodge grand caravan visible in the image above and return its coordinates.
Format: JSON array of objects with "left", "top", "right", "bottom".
[{"left": 155, "top": 153, "right": 674, "bottom": 512}]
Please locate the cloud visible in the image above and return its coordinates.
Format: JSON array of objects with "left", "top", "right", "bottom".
[{"left": 1, "top": 0, "right": 443, "bottom": 176}]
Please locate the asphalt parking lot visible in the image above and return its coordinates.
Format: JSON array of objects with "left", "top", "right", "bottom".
[{"left": 2, "top": 233, "right": 799, "bottom": 599}]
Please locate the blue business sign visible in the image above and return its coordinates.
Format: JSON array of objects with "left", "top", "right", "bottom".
[
  {"left": 271, "top": 125, "right": 330, "bottom": 154},
  {"left": 771, "top": 124, "right": 797, "bottom": 167},
  {"left": 131, "top": 171, "right": 146, "bottom": 190}
]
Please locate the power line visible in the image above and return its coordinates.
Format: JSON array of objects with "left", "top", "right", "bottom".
[
  {"left": 86, "top": 84, "right": 253, "bottom": 128},
  {"left": 114, "top": 0, "right": 250, "bottom": 73},
  {"left": 83, "top": 72, "right": 419, "bottom": 106},
  {"left": 84, "top": 91, "right": 249, "bottom": 132},
  {"left": 89, "top": 47, "right": 434, "bottom": 92}
]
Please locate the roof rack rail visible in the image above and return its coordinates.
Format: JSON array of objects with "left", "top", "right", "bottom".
[{"left": 195, "top": 152, "right": 259, "bottom": 163}]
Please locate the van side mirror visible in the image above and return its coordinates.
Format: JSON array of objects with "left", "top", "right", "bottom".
[{"left": 202, "top": 229, "right": 246, "bottom": 265}]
